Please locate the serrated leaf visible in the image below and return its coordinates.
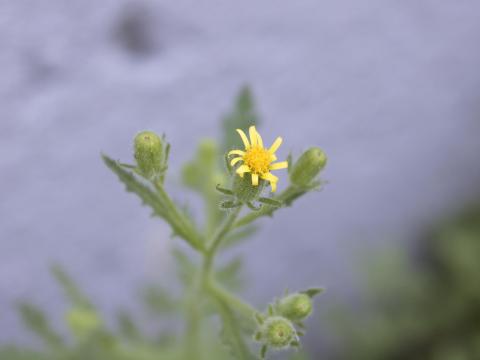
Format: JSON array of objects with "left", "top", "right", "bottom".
[
  {"left": 103, "top": 154, "right": 203, "bottom": 250},
  {"left": 103, "top": 154, "right": 169, "bottom": 216},
  {"left": 217, "top": 257, "right": 244, "bottom": 291},
  {"left": 222, "top": 86, "right": 260, "bottom": 153},
  {"left": 17, "top": 302, "right": 63, "bottom": 348},
  {"left": 217, "top": 299, "right": 257, "bottom": 360}
]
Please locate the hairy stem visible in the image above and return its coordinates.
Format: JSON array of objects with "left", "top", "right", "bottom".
[
  {"left": 154, "top": 181, "right": 204, "bottom": 251},
  {"left": 204, "top": 206, "right": 243, "bottom": 274}
]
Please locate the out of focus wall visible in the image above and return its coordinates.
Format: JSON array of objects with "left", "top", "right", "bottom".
[{"left": 1, "top": 0, "right": 480, "bottom": 344}]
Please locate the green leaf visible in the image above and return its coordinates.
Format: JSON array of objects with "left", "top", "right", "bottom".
[
  {"left": 180, "top": 141, "right": 226, "bottom": 236},
  {"left": 217, "top": 299, "right": 256, "bottom": 360},
  {"left": 116, "top": 310, "right": 141, "bottom": 340},
  {"left": 222, "top": 86, "right": 260, "bottom": 153},
  {"left": 222, "top": 225, "right": 259, "bottom": 249},
  {"left": 51, "top": 265, "right": 92, "bottom": 309},
  {"left": 0, "top": 347, "right": 49, "bottom": 360},
  {"left": 172, "top": 248, "right": 198, "bottom": 286},
  {"left": 17, "top": 302, "right": 63, "bottom": 348},
  {"left": 216, "top": 184, "right": 234, "bottom": 196},
  {"left": 260, "top": 344, "right": 268, "bottom": 359},
  {"left": 103, "top": 154, "right": 203, "bottom": 250},
  {"left": 217, "top": 257, "right": 244, "bottom": 291},
  {"left": 258, "top": 197, "right": 282, "bottom": 208},
  {"left": 143, "top": 286, "right": 179, "bottom": 315},
  {"left": 103, "top": 154, "right": 169, "bottom": 217},
  {"left": 301, "top": 287, "right": 325, "bottom": 298},
  {"left": 221, "top": 200, "right": 241, "bottom": 210}
]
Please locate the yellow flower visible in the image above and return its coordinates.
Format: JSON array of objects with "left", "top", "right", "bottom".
[{"left": 228, "top": 126, "right": 288, "bottom": 192}]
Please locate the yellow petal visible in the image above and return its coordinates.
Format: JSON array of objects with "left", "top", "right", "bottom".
[
  {"left": 271, "top": 154, "right": 277, "bottom": 161},
  {"left": 236, "top": 165, "right": 251, "bottom": 175},
  {"left": 256, "top": 130, "right": 264, "bottom": 148},
  {"left": 270, "top": 181, "right": 277, "bottom": 192},
  {"left": 261, "top": 172, "right": 279, "bottom": 183},
  {"left": 228, "top": 149, "right": 245, "bottom": 157},
  {"left": 249, "top": 126, "right": 257, "bottom": 146},
  {"left": 230, "top": 157, "right": 244, "bottom": 166},
  {"left": 251, "top": 173, "right": 259, "bottom": 186},
  {"left": 236, "top": 129, "right": 250, "bottom": 149},
  {"left": 269, "top": 161, "right": 288, "bottom": 170},
  {"left": 269, "top": 137, "right": 283, "bottom": 154}
]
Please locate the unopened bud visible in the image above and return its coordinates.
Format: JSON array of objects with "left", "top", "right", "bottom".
[
  {"left": 134, "top": 131, "right": 163, "bottom": 180},
  {"left": 290, "top": 147, "right": 327, "bottom": 187},
  {"left": 66, "top": 308, "right": 100, "bottom": 338},
  {"left": 260, "top": 316, "right": 296, "bottom": 349},
  {"left": 278, "top": 293, "right": 313, "bottom": 321}
]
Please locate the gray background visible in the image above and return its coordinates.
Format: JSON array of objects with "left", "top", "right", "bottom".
[{"left": 1, "top": 0, "right": 480, "bottom": 349}]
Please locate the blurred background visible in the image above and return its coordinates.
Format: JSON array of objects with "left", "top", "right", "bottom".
[{"left": 1, "top": 0, "right": 480, "bottom": 358}]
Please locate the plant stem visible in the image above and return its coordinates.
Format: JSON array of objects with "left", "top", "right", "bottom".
[
  {"left": 204, "top": 206, "right": 243, "bottom": 275},
  {"left": 154, "top": 181, "right": 204, "bottom": 251}
]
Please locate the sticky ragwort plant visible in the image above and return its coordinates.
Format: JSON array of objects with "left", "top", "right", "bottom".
[{"left": 5, "top": 87, "right": 327, "bottom": 360}]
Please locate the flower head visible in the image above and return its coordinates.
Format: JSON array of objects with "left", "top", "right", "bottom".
[{"left": 228, "top": 126, "right": 287, "bottom": 192}]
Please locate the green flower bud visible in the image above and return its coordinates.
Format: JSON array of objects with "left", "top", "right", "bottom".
[
  {"left": 260, "top": 316, "right": 296, "bottom": 349},
  {"left": 278, "top": 293, "right": 313, "bottom": 321},
  {"left": 134, "top": 131, "right": 163, "bottom": 180},
  {"left": 232, "top": 173, "right": 265, "bottom": 203},
  {"left": 66, "top": 308, "right": 101, "bottom": 338},
  {"left": 290, "top": 147, "right": 327, "bottom": 187}
]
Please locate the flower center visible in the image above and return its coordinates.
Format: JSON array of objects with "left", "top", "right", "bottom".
[{"left": 243, "top": 146, "right": 272, "bottom": 175}]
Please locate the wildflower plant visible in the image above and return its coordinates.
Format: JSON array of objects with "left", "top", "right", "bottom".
[{"left": 6, "top": 87, "right": 328, "bottom": 360}]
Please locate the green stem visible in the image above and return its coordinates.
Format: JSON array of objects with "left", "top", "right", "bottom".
[
  {"left": 184, "top": 282, "right": 202, "bottom": 360},
  {"left": 204, "top": 206, "right": 243, "bottom": 274},
  {"left": 154, "top": 181, "right": 204, "bottom": 251}
]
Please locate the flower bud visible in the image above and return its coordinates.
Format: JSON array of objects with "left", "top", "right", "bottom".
[
  {"left": 134, "top": 131, "right": 163, "bottom": 180},
  {"left": 278, "top": 293, "right": 313, "bottom": 321},
  {"left": 290, "top": 147, "right": 327, "bottom": 187},
  {"left": 260, "top": 316, "right": 296, "bottom": 349},
  {"left": 66, "top": 308, "right": 101, "bottom": 338},
  {"left": 232, "top": 173, "right": 265, "bottom": 203}
]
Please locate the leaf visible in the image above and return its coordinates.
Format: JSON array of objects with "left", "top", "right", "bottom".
[
  {"left": 258, "top": 197, "right": 282, "bottom": 208},
  {"left": 221, "top": 200, "right": 241, "bottom": 209},
  {"left": 301, "top": 287, "right": 325, "bottom": 298},
  {"left": 0, "top": 347, "right": 49, "bottom": 360},
  {"left": 17, "top": 302, "right": 63, "bottom": 348},
  {"left": 172, "top": 248, "right": 198, "bottom": 286},
  {"left": 182, "top": 140, "right": 221, "bottom": 193},
  {"left": 223, "top": 225, "right": 259, "bottom": 249},
  {"left": 103, "top": 154, "right": 203, "bottom": 250},
  {"left": 103, "top": 154, "right": 169, "bottom": 217},
  {"left": 217, "top": 299, "right": 257, "bottom": 360},
  {"left": 216, "top": 257, "right": 244, "bottom": 291},
  {"left": 51, "top": 265, "right": 92, "bottom": 309},
  {"left": 143, "top": 286, "right": 179, "bottom": 315},
  {"left": 116, "top": 310, "right": 141, "bottom": 340},
  {"left": 222, "top": 86, "right": 260, "bottom": 153}
]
